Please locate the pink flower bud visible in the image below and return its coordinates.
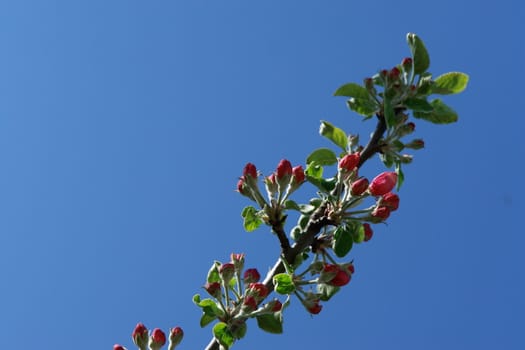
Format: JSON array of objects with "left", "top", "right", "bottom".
[
  {"left": 401, "top": 57, "right": 413, "bottom": 69},
  {"left": 169, "top": 327, "right": 184, "bottom": 348},
  {"left": 292, "top": 165, "right": 305, "bottom": 184},
  {"left": 204, "top": 282, "right": 222, "bottom": 298},
  {"left": 132, "top": 323, "right": 148, "bottom": 349},
  {"left": 276, "top": 159, "right": 293, "bottom": 179},
  {"left": 113, "top": 345, "right": 126, "bottom": 350},
  {"left": 372, "top": 206, "right": 391, "bottom": 220},
  {"left": 268, "top": 299, "right": 283, "bottom": 312},
  {"left": 243, "top": 163, "right": 257, "bottom": 179},
  {"left": 236, "top": 178, "right": 246, "bottom": 194},
  {"left": 230, "top": 253, "right": 245, "bottom": 271},
  {"left": 243, "top": 268, "right": 261, "bottom": 284},
  {"left": 389, "top": 67, "right": 401, "bottom": 79},
  {"left": 363, "top": 223, "right": 373, "bottom": 242},
  {"left": 338, "top": 153, "right": 360, "bottom": 171},
  {"left": 351, "top": 177, "right": 369, "bottom": 196},
  {"left": 381, "top": 192, "right": 400, "bottom": 211},
  {"left": 369, "top": 171, "right": 397, "bottom": 196},
  {"left": 150, "top": 328, "right": 166, "bottom": 348}
]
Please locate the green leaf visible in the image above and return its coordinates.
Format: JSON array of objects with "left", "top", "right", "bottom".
[
  {"left": 273, "top": 273, "right": 295, "bottom": 295},
  {"left": 404, "top": 97, "right": 433, "bottom": 112},
  {"left": 334, "top": 82, "right": 369, "bottom": 99},
  {"left": 353, "top": 224, "right": 365, "bottom": 243},
  {"left": 305, "top": 162, "right": 323, "bottom": 179},
  {"left": 432, "top": 72, "right": 469, "bottom": 94},
  {"left": 407, "top": 33, "right": 430, "bottom": 74},
  {"left": 285, "top": 200, "right": 316, "bottom": 214},
  {"left": 306, "top": 148, "right": 338, "bottom": 166},
  {"left": 213, "top": 322, "right": 234, "bottom": 349},
  {"left": 241, "top": 206, "right": 263, "bottom": 232},
  {"left": 332, "top": 226, "right": 353, "bottom": 258},
  {"left": 305, "top": 175, "right": 336, "bottom": 193},
  {"left": 256, "top": 313, "right": 283, "bottom": 334},
  {"left": 413, "top": 99, "right": 458, "bottom": 124},
  {"left": 231, "top": 322, "right": 247, "bottom": 340},
  {"left": 317, "top": 283, "right": 340, "bottom": 301},
  {"left": 347, "top": 98, "right": 378, "bottom": 117},
  {"left": 194, "top": 298, "right": 225, "bottom": 318},
  {"left": 396, "top": 162, "right": 405, "bottom": 191},
  {"left": 319, "top": 121, "right": 348, "bottom": 151},
  {"left": 383, "top": 98, "right": 395, "bottom": 128},
  {"left": 200, "top": 313, "right": 217, "bottom": 328}
]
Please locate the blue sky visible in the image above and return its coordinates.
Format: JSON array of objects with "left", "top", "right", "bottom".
[{"left": 1, "top": 1, "right": 524, "bottom": 349}]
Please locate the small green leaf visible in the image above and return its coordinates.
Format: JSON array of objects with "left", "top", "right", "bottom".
[
  {"left": 432, "top": 72, "right": 469, "bottom": 94},
  {"left": 231, "top": 322, "right": 247, "bottom": 340},
  {"left": 383, "top": 98, "right": 395, "bottom": 128},
  {"left": 404, "top": 97, "right": 433, "bottom": 112},
  {"left": 284, "top": 200, "right": 316, "bottom": 214},
  {"left": 334, "top": 82, "right": 369, "bottom": 99},
  {"left": 347, "top": 98, "right": 378, "bottom": 117},
  {"left": 241, "top": 206, "right": 263, "bottom": 232},
  {"left": 306, "top": 148, "right": 338, "bottom": 166},
  {"left": 256, "top": 313, "right": 283, "bottom": 334},
  {"left": 273, "top": 273, "right": 295, "bottom": 295},
  {"left": 284, "top": 200, "right": 300, "bottom": 211},
  {"left": 305, "top": 162, "right": 323, "bottom": 179},
  {"left": 317, "top": 283, "right": 340, "bottom": 301},
  {"left": 407, "top": 33, "right": 430, "bottom": 74},
  {"left": 332, "top": 226, "right": 353, "bottom": 258},
  {"left": 206, "top": 261, "right": 221, "bottom": 283},
  {"left": 319, "top": 121, "right": 348, "bottom": 151},
  {"left": 200, "top": 313, "right": 216, "bottom": 328},
  {"left": 413, "top": 99, "right": 458, "bottom": 124},
  {"left": 353, "top": 224, "right": 365, "bottom": 243},
  {"left": 213, "top": 322, "right": 234, "bottom": 349},
  {"left": 396, "top": 163, "right": 405, "bottom": 191},
  {"left": 305, "top": 175, "right": 336, "bottom": 193},
  {"left": 195, "top": 298, "right": 225, "bottom": 317}
]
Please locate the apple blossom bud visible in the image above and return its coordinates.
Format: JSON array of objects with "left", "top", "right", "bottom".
[
  {"left": 149, "top": 328, "right": 166, "bottom": 350},
  {"left": 243, "top": 163, "right": 257, "bottom": 179},
  {"left": 267, "top": 299, "right": 283, "bottom": 312},
  {"left": 306, "top": 300, "right": 322, "bottom": 314},
  {"left": 321, "top": 264, "right": 351, "bottom": 287},
  {"left": 372, "top": 206, "right": 391, "bottom": 220},
  {"left": 292, "top": 165, "right": 305, "bottom": 184},
  {"left": 243, "top": 295, "right": 258, "bottom": 312},
  {"left": 168, "top": 327, "right": 184, "bottom": 350},
  {"left": 247, "top": 282, "right": 269, "bottom": 301},
  {"left": 219, "top": 263, "right": 235, "bottom": 284},
  {"left": 132, "top": 323, "right": 149, "bottom": 350},
  {"left": 204, "top": 282, "right": 222, "bottom": 298},
  {"left": 363, "top": 223, "right": 373, "bottom": 242},
  {"left": 369, "top": 172, "right": 397, "bottom": 196},
  {"left": 338, "top": 153, "right": 360, "bottom": 172},
  {"left": 265, "top": 173, "right": 278, "bottom": 197},
  {"left": 346, "top": 263, "right": 355, "bottom": 275},
  {"left": 351, "top": 177, "right": 369, "bottom": 196},
  {"left": 114, "top": 345, "right": 126, "bottom": 350},
  {"left": 243, "top": 268, "right": 261, "bottom": 284},
  {"left": 405, "top": 139, "right": 425, "bottom": 150},
  {"left": 381, "top": 192, "right": 400, "bottom": 211},
  {"left": 230, "top": 253, "right": 245, "bottom": 272},
  {"left": 389, "top": 67, "right": 401, "bottom": 80},
  {"left": 276, "top": 159, "right": 293, "bottom": 180},
  {"left": 401, "top": 57, "right": 413, "bottom": 71}
]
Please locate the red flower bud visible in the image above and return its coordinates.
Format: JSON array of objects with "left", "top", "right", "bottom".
[
  {"left": 363, "top": 223, "right": 373, "bottom": 242},
  {"left": 372, "top": 206, "right": 391, "bottom": 220},
  {"left": 236, "top": 178, "right": 246, "bottom": 194},
  {"left": 219, "top": 263, "right": 235, "bottom": 283},
  {"left": 406, "top": 139, "right": 425, "bottom": 150},
  {"left": 169, "top": 327, "right": 184, "bottom": 348},
  {"left": 389, "top": 67, "right": 401, "bottom": 79},
  {"left": 269, "top": 299, "right": 283, "bottom": 312},
  {"left": 401, "top": 57, "right": 413, "bottom": 68},
  {"left": 276, "top": 159, "right": 293, "bottom": 179},
  {"left": 346, "top": 263, "right": 355, "bottom": 275},
  {"left": 351, "top": 177, "right": 369, "bottom": 196},
  {"left": 243, "top": 268, "right": 261, "bottom": 284},
  {"left": 381, "top": 192, "right": 400, "bottom": 211},
  {"left": 247, "top": 282, "right": 269, "bottom": 299},
  {"left": 406, "top": 122, "right": 415, "bottom": 131},
  {"left": 113, "top": 345, "right": 126, "bottom": 350},
  {"left": 132, "top": 323, "right": 148, "bottom": 349},
  {"left": 292, "top": 165, "right": 305, "bottom": 184},
  {"left": 150, "top": 328, "right": 166, "bottom": 347},
  {"left": 243, "top": 295, "right": 258, "bottom": 311},
  {"left": 230, "top": 253, "right": 245, "bottom": 271},
  {"left": 306, "top": 300, "right": 323, "bottom": 314},
  {"left": 204, "top": 282, "right": 222, "bottom": 298},
  {"left": 243, "top": 163, "right": 257, "bottom": 179},
  {"left": 339, "top": 153, "right": 360, "bottom": 172},
  {"left": 369, "top": 171, "right": 397, "bottom": 196},
  {"left": 322, "top": 264, "right": 351, "bottom": 287}
]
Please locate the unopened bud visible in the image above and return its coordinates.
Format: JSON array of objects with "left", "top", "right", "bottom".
[
  {"left": 369, "top": 172, "right": 397, "bottom": 196},
  {"left": 168, "top": 327, "right": 184, "bottom": 350},
  {"left": 149, "top": 328, "right": 166, "bottom": 350},
  {"left": 363, "top": 223, "right": 373, "bottom": 242},
  {"left": 351, "top": 177, "right": 369, "bottom": 196},
  {"left": 219, "top": 263, "right": 235, "bottom": 284},
  {"left": 243, "top": 268, "right": 261, "bottom": 284},
  {"left": 132, "top": 323, "right": 149, "bottom": 350},
  {"left": 371, "top": 206, "right": 391, "bottom": 220},
  {"left": 405, "top": 139, "right": 425, "bottom": 150}
]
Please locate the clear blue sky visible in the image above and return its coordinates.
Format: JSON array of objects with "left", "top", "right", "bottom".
[{"left": 1, "top": 1, "right": 524, "bottom": 349}]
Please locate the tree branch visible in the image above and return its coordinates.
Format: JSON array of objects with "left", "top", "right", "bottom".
[{"left": 204, "top": 116, "right": 388, "bottom": 350}]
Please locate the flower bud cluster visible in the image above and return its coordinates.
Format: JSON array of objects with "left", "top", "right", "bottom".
[{"left": 127, "top": 323, "right": 183, "bottom": 350}]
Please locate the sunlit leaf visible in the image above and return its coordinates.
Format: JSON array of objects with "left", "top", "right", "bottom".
[
  {"left": 432, "top": 72, "right": 469, "bottom": 94},
  {"left": 319, "top": 121, "right": 348, "bottom": 151}
]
